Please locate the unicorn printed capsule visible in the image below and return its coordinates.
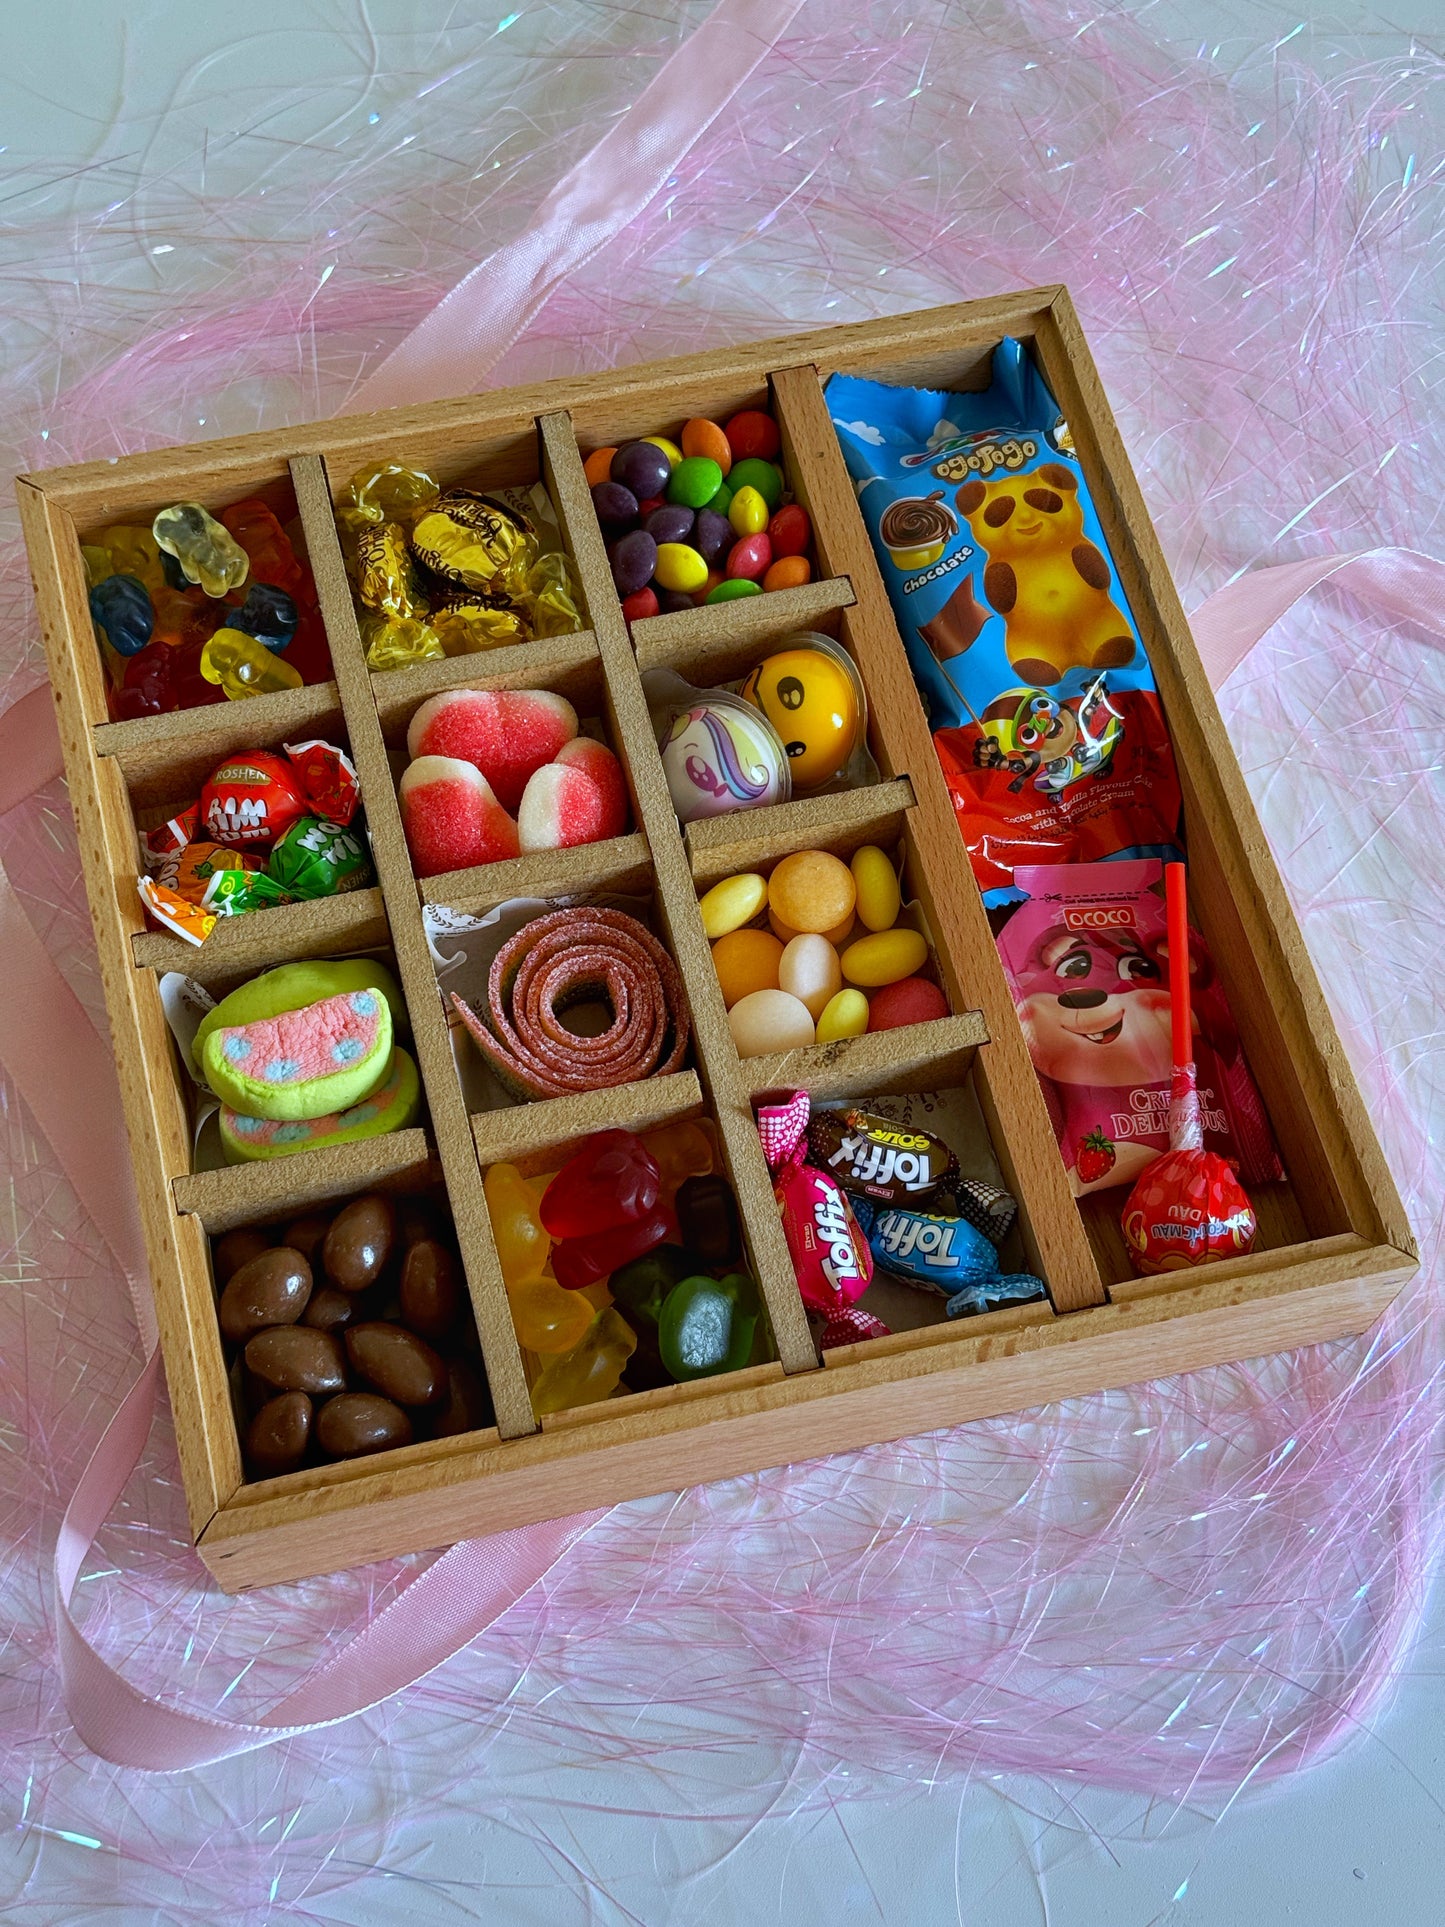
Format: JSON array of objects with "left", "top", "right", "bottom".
[{"left": 656, "top": 691, "right": 791, "bottom": 823}]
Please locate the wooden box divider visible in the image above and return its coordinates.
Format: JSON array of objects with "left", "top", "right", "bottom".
[{"left": 16, "top": 289, "right": 1415, "bottom": 1589}]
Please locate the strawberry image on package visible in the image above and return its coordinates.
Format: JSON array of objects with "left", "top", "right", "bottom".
[{"left": 995, "top": 858, "right": 1282, "bottom": 1197}]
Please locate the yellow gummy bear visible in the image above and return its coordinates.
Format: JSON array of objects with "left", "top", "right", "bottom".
[
  {"left": 530, "top": 1307, "right": 636, "bottom": 1416},
  {"left": 483, "top": 1161, "right": 551, "bottom": 1288},
  {"left": 152, "top": 502, "right": 250, "bottom": 599},
  {"left": 101, "top": 524, "right": 168, "bottom": 599},
  {"left": 199, "top": 628, "right": 303, "bottom": 699}
]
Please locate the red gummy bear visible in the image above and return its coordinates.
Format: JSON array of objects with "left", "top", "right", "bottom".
[
  {"left": 551, "top": 1210, "right": 670, "bottom": 1291},
  {"left": 220, "top": 497, "right": 304, "bottom": 593},
  {"left": 539, "top": 1129, "right": 661, "bottom": 1240}
]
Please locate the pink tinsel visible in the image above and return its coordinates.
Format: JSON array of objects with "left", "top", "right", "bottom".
[{"left": 0, "top": 2, "right": 1442, "bottom": 1916}]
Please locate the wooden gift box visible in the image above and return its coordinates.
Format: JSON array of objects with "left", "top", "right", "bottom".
[{"left": 18, "top": 288, "right": 1417, "bottom": 1593}]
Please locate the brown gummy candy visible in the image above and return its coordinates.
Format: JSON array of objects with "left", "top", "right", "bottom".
[
  {"left": 316, "top": 1392, "right": 413, "bottom": 1459},
  {"left": 219, "top": 1247, "right": 313, "bottom": 1344},
  {"left": 345, "top": 1321, "right": 447, "bottom": 1407},
  {"left": 244, "top": 1325, "right": 347, "bottom": 1397},
  {"left": 245, "top": 1391, "right": 312, "bottom": 1477},
  {"left": 323, "top": 1194, "right": 396, "bottom": 1292},
  {"left": 399, "top": 1238, "right": 461, "bottom": 1341},
  {"left": 806, "top": 1108, "right": 958, "bottom": 1204}
]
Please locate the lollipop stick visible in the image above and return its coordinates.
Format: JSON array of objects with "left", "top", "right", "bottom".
[{"left": 1165, "top": 861, "right": 1192, "bottom": 1073}]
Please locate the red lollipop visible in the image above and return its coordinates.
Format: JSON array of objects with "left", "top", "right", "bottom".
[{"left": 1120, "top": 863, "right": 1257, "bottom": 1274}]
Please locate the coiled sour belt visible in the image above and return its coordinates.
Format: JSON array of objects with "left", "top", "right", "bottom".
[{"left": 450, "top": 906, "right": 689, "bottom": 1100}]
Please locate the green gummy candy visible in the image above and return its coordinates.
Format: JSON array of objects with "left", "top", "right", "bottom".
[
  {"left": 658, "top": 1271, "right": 759, "bottom": 1381},
  {"left": 609, "top": 1244, "right": 695, "bottom": 1327}
]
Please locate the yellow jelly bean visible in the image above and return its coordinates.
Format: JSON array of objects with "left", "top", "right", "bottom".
[
  {"left": 643, "top": 435, "right": 682, "bottom": 468},
  {"left": 840, "top": 926, "right": 929, "bottom": 988},
  {"left": 728, "top": 486, "right": 769, "bottom": 537},
  {"left": 850, "top": 845, "right": 901, "bottom": 932},
  {"left": 816, "top": 988, "right": 870, "bottom": 1042},
  {"left": 699, "top": 872, "right": 767, "bottom": 938},
  {"left": 654, "top": 542, "right": 708, "bottom": 594}
]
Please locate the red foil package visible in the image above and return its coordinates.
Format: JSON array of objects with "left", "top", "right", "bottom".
[
  {"left": 757, "top": 1090, "right": 887, "bottom": 1350},
  {"left": 995, "top": 859, "right": 1282, "bottom": 1197},
  {"left": 199, "top": 750, "right": 309, "bottom": 850}
]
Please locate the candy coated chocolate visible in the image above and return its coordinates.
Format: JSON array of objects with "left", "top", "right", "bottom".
[
  {"left": 323, "top": 1194, "right": 396, "bottom": 1291},
  {"left": 245, "top": 1392, "right": 312, "bottom": 1477},
  {"left": 806, "top": 1109, "right": 958, "bottom": 1204},
  {"left": 611, "top": 441, "right": 672, "bottom": 502},
  {"left": 644, "top": 504, "right": 695, "bottom": 546},
  {"left": 218, "top": 1247, "right": 312, "bottom": 1344},
  {"left": 317, "top": 1392, "right": 413, "bottom": 1459},
  {"left": 591, "top": 481, "right": 639, "bottom": 527},
  {"left": 245, "top": 1325, "right": 347, "bottom": 1396},
  {"left": 345, "top": 1322, "right": 448, "bottom": 1407}
]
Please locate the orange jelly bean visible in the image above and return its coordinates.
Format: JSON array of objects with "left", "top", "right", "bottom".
[
  {"left": 681, "top": 418, "right": 733, "bottom": 477},
  {"left": 692, "top": 567, "right": 725, "bottom": 606},
  {"left": 583, "top": 446, "right": 618, "bottom": 487},
  {"left": 763, "top": 555, "right": 812, "bottom": 592}
]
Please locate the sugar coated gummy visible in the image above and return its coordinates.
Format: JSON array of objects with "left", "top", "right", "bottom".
[{"left": 153, "top": 502, "right": 250, "bottom": 598}]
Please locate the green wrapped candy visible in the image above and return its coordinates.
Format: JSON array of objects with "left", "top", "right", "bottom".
[{"left": 266, "top": 816, "right": 372, "bottom": 900}]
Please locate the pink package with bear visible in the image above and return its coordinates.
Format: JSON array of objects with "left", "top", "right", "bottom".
[{"left": 995, "top": 859, "right": 1282, "bottom": 1197}]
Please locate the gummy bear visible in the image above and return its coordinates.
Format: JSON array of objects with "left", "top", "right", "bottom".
[
  {"left": 230, "top": 582, "right": 298, "bottom": 651},
  {"left": 641, "top": 1122, "right": 715, "bottom": 1197},
  {"left": 89, "top": 574, "right": 154, "bottom": 656},
  {"left": 152, "top": 502, "right": 250, "bottom": 597},
  {"left": 82, "top": 544, "right": 115, "bottom": 589},
  {"left": 530, "top": 1307, "right": 636, "bottom": 1416},
  {"left": 539, "top": 1130, "right": 661, "bottom": 1240},
  {"left": 483, "top": 1163, "right": 552, "bottom": 1287},
  {"left": 219, "top": 498, "right": 303, "bottom": 593},
  {"left": 151, "top": 585, "right": 224, "bottom": 651},
  {"left": 100, "top": 524, "right": 169, "bottom": 599},
  {"left": 361, "top": 614, "right": 445, "bottom": 673},
  {"left": 283, "top": 602, "right": 333, "bottom": 684},
  {"left": 508, "top": 1274, "right": 596, "bottom": 1355},
  {"left": 111, "top": 641, "right": 179, "bottom": 719},
  {"left": 199, "top": 628, "right": 303, "bottom": 699}
]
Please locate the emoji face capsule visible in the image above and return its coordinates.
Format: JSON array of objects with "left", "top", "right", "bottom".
[{"left": 738, "top": 635, "right": 864, "bottom": 791}]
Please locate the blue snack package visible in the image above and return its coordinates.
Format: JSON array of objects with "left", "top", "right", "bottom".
[
  {"left": 852, "top": 1195, "right": 1046, "bottom": 1308},
  {"left": 827, "top": 343, "right": 1182, "bottom": 904}
]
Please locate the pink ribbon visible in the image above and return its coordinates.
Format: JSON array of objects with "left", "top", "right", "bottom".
[{"left": 4, "top": 0, "right": 1441, "bottom": 1770}]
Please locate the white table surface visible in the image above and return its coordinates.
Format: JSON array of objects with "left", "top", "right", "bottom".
[{"left": 1, "top": 3, "right": 1441, "bottom": 1922}]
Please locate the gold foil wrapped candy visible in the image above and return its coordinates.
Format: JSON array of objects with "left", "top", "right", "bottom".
[
  {"left": 349, "top": 462, "right": 441, "bottom": 528},
  {"left": 410, "top": 491, "right": 537, "bottom": 596},
  {"left": 361, "top": 613, "right": 446, "bottom": 673},
  {"left": 523, "top": 551, "right": 584, "bottom": 638},
  {"left": 355, "top": 522, "right": 429, "bottom": 620},
  {"left": 429, "top": 596, "right": 529, "bottom": 657}
]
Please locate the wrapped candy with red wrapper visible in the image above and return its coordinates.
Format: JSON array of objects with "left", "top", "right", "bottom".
[
  {"left": 757, "top": 1089, "right": 887, "bottom": 1349},
  {"left": 1120, "top": 863, "right": 1258, "bottom": 1272}
]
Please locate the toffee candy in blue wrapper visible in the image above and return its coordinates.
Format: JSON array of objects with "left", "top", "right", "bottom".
[
  {"left": 852, "top": 1195, "right": 1046, "bottom": 1314},
  {"left": 828, "top": 342, "right": 1182, "bottom": 905}
]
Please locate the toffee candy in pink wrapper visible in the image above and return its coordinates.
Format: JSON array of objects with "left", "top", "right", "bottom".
[{"left": 757, "top": 1090, "right": 886, "bottom": 1351}]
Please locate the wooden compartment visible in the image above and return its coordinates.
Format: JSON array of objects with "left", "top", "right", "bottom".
[{"left": 18, "top": 289, "right": 1415, "bottom": 1592}]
